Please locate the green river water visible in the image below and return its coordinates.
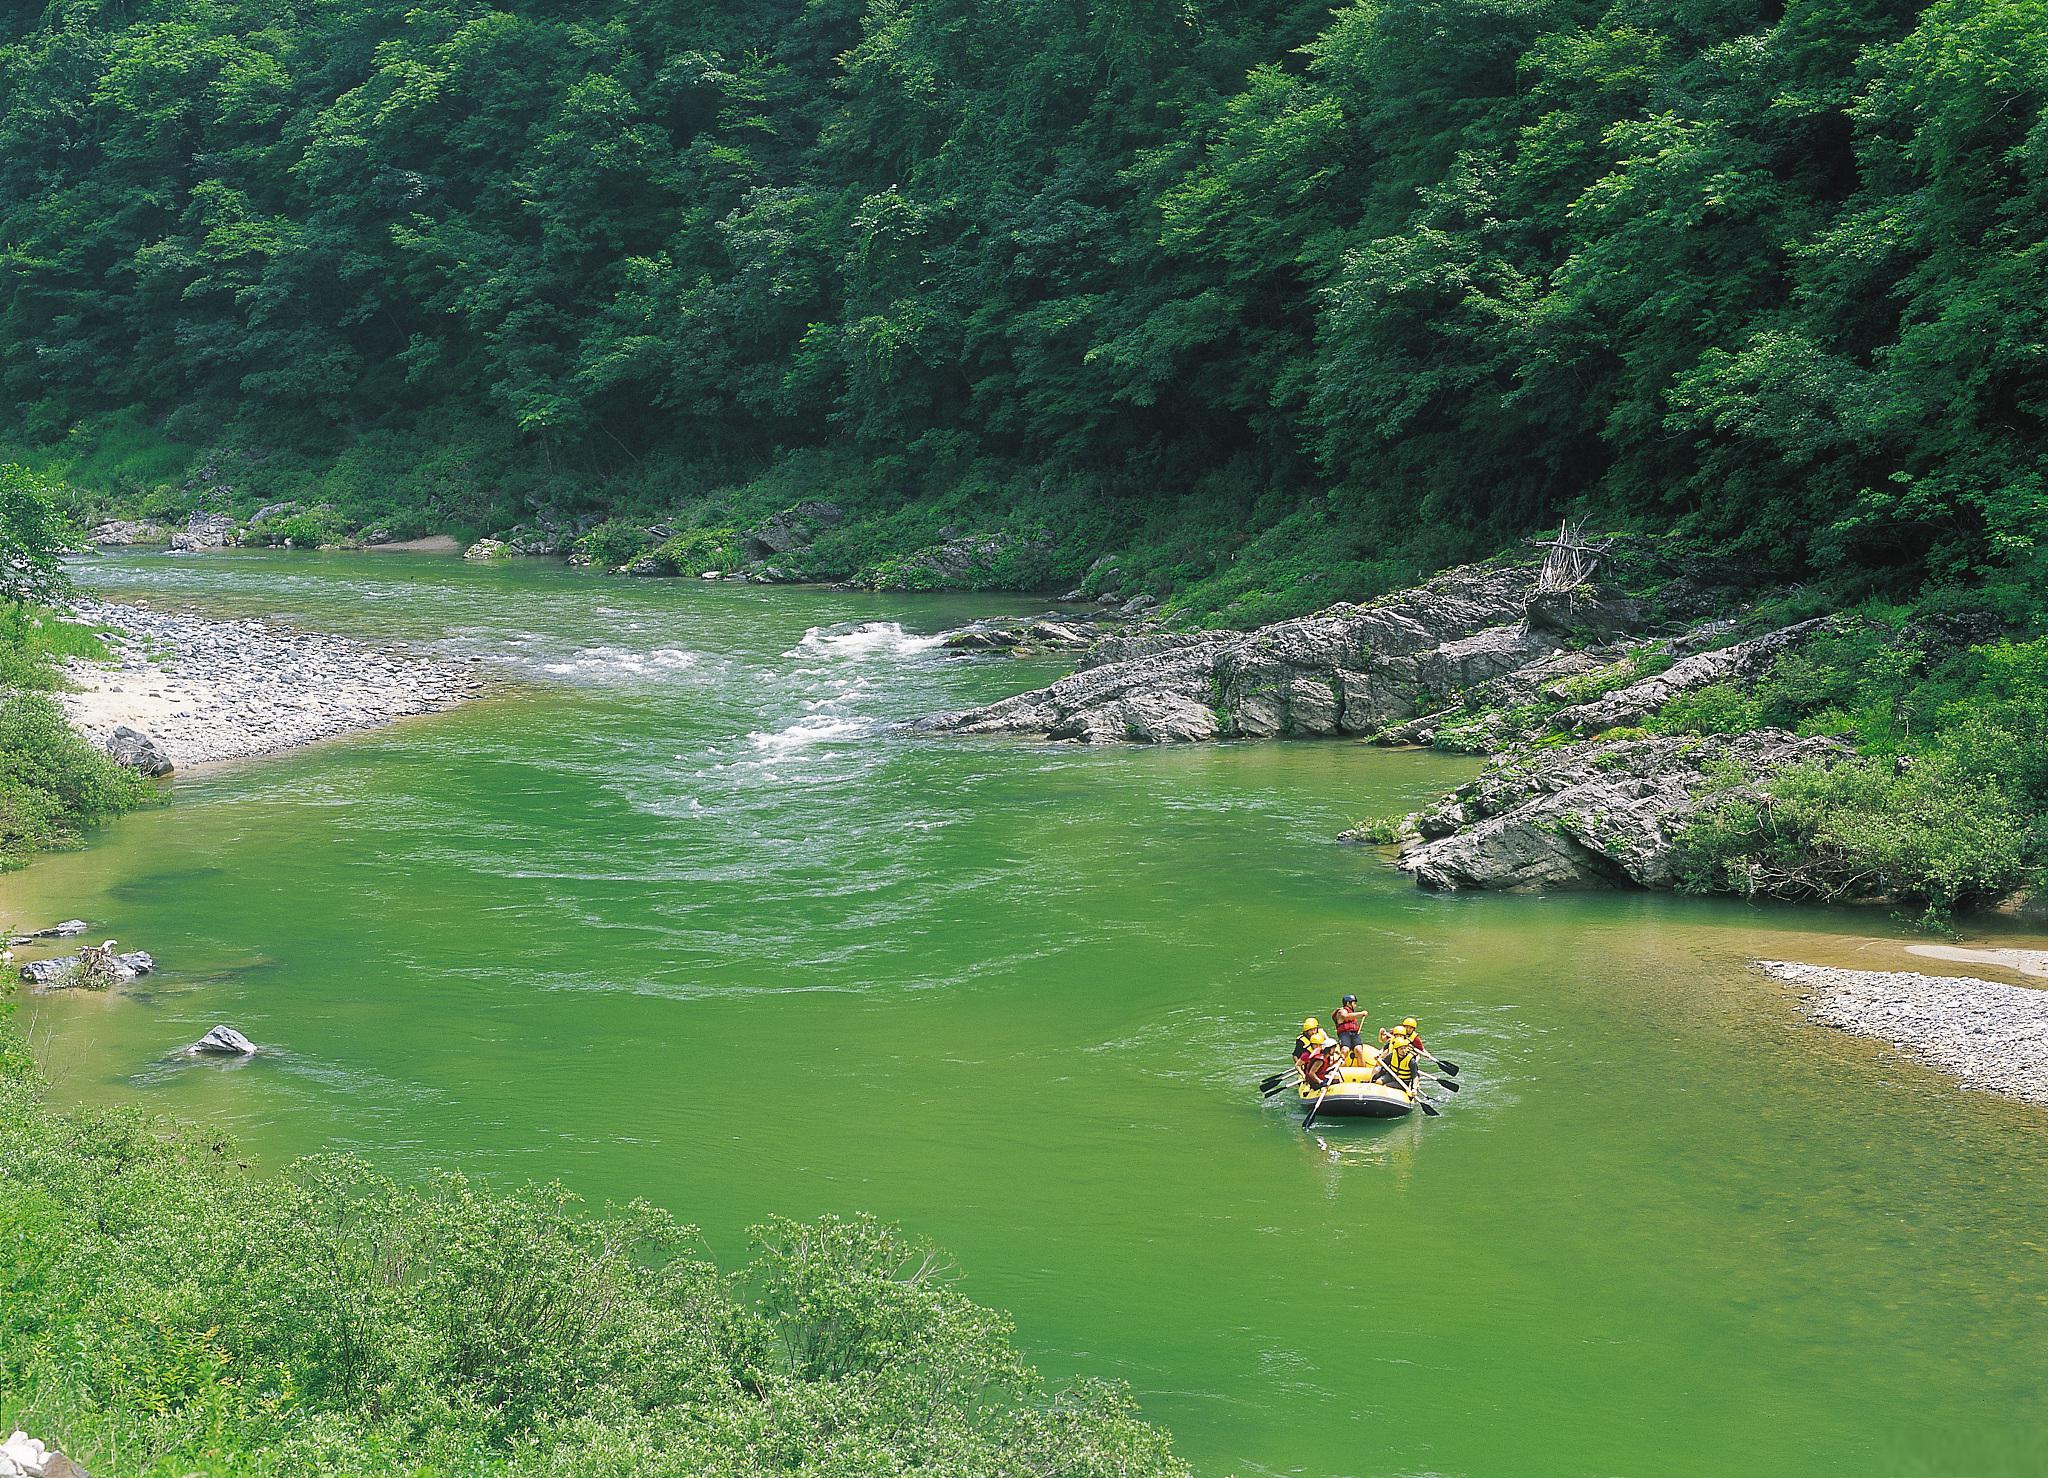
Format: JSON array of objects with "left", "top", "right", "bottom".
[{"left": 6, "top": 551, "right": 2047, "bottom": 1477}]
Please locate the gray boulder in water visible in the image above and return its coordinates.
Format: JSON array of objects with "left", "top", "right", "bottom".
[
  {"left": 185, "top": 1024, "right": 258, "bottom": 1056},
  {"left": 105, "top": 726, "right": 174, "bottom": 777},
  {"left": 7, "top": 920, "right": 89, "bottom": 944},
  {"left": 20, "top": 950, "right": 156, "bottom": 989}
]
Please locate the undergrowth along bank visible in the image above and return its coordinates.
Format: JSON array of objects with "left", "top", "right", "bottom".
[{"left": 0, "top": 1005, "right": 1187, "bottom": 1478}]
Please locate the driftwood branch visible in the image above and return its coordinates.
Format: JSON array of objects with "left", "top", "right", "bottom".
[{"left": 1531, "top": 519, "right": 1609, "bottom": 602}]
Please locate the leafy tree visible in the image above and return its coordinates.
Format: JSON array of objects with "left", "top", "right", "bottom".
[{"left": 0, "top": 465, "right": 73, "bottom": 622}]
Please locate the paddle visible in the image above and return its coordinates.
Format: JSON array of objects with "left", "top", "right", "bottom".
[
  {"left": 1302, "top": 1081, "right": 1333, "bottom": 1130},
  {"left": 1418, "top": 1047, "right": 1460, "bottom": 1076},
  {"left": 1366, "top": 1059, "right": 1442, "bottom": 1117}
]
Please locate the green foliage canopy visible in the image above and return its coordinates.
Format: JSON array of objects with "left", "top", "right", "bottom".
[{"left": 1, "top": 0, "right": 2044, "bottom": 601}]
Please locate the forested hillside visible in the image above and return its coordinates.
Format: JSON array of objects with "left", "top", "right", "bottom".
[{"left": 2, "top": 0, "right": 2044, "bottom": 618}]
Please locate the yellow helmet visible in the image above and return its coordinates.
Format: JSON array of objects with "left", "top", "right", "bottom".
[
  {"left": 1301, "top": 1017, "right": 1319, "bottom": 1032},
  {"left": 1402, "top": 1017, "right": 1419, "bottom": 1030}
]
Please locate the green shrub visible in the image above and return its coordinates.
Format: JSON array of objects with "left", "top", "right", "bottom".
[
  {"left": 575, "top": 519, "right": 654, "bottom": 570},
  {"left": 0, "top": 1013, "right": 1189, "bottom": 1478},
  {"left": 1346, "top": 813, "right": 1411, "bottom": 844},
  {"left": 1646, "top": 682, "right": 1765, "bottom": 736},
  {"left": 646, "top": 527, "right": 742, "bottom": 576},
  {"left": 1673, "top": 755, "right": 2031, "bottom": 912},
  {"left": 0, "top": 693, "right": 154, "bottom": 868},
  {"left": 0, "top": 608, "right": 111, "bottom": 690},
  {"left": 267, "top": 509, "right": 346, "bottom": 548}
]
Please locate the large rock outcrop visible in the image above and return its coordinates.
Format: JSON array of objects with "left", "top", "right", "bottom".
[
  {"left": 89, "top": 518, "right": 169, "bottom": 546},
  {"left": 169, "top": 511, "right": 236, "bottom": 551},
  {"left": 744, "top": 500, "right": 844, "bottom": 561},
  {"left": 1392, "top": 730, "right": 1847, "bottom": 891},
  {"left": 915, "top": 559, "right": 1553, "bottom": 743}
]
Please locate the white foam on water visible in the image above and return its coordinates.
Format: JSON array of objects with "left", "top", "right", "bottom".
[
  {"left": 746, "top": 713, "right": 875, "bottom": 757},
  {"left": 538, "top": 645, "right": 702, "bottom": 681},
  {"left": 785, "top": 621, "right": 943, "bottom": 660}
]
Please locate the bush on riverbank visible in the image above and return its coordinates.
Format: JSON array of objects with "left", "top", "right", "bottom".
[
  {"left": 0, "top": 694, "right": 152, "bottom": 870},
  {"left": 1673, "top": 754, "right": 2032, "bottom": 915},
  {"left": 0, "top": 469, "right": 155, "bottom": 868},
  {"left": 0, "top": 1012, "right": 1187, "bottom": 1477},
  {"left": 1646, "top": 614, "right": 2048, "bottom": 909}
]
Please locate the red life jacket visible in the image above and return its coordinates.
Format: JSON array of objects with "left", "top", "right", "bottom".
[{"left": 1333, "top": 1006, "right": 1361, "bottom": 1033}]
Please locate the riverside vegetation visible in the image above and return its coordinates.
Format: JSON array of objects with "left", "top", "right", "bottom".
[
  {"left": 0, "top": 467, "right": 154, "bottom": 871},
  {"left": 0, "top": 1007, "right": 1184, "bottom": 1478},
  {"left": 0, "top": 0, "right": 2042, "bottom": 617}
]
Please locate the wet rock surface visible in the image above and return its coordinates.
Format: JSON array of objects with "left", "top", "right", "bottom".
[
  {"left": 1389, "top": 730, "right": 1848, "bottom": 891},
  {"left": 935, "top": 610, "right": 1144, "bottom": 655},
  {"left": 7, "top": 920, "right": 89, "bottom": 944},
  {"left": 60, "top": 601, "right": 491, "bottom": 768},
  {"left": 1760, "top": 960, "right": 2048, "bottom": 1107},
  {"left": 184, "top": 1024, "right": 259, "bottom": 1056}
]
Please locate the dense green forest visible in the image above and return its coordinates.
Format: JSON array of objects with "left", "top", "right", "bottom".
[{"left": 2, "top": 0, "right": 2044, "bottom": 618}]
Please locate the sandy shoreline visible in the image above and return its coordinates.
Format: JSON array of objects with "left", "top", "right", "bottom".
[
  {"left": 1760, "top": 959, "right": 2048, "bottom": 1107},
  {"left": 59, "top": 599, "right": 493, "bottom": 769}
]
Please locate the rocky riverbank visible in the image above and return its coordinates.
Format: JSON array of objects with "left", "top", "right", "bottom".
[
  {"left": 913, "top": 540, "right": 1858, "bottom": 894},
  {"left": 59, "top": 601, "right": 492, "bottom": 771},
  {"left": 1761, "top": 960, "right": 2048, "bottom": 1107}
]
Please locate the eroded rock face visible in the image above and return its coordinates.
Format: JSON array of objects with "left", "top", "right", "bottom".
[
  {"left": 937, "top": 613, "right": 1131, "bottom": 654},
  {"left": 1549, "top": 618, "right": 1829, "bottom": 734},
  {"left": 745, "top": 500, "right": 844, "bottom": 560},
  {"left": 1396, "top": 730, "right": 1847, "bottom": 891},
  {"left": 915, "top": 559, "right": 1546, "bottom": 743},
  {"left": 90, "top": 519, "right": 169, "bottom": 546},
  {"left": 169, "top": 511, "right": 237, "bottom": 551}
]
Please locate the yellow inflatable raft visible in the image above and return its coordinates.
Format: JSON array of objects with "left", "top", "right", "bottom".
[{"left": 1294, "top": 1062, "right": 1416, "bottom": 1118}]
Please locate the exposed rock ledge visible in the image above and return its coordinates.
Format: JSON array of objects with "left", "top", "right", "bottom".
[
  {"left": 913, "top": 559, "right": 1551, "bottom": 742},
  {"left": 1386, "top": 730, "right": 1846, "bottom": 890},
  {"left": 1760, "top": 961, "right": 2048, "bottom": 1107},
  {"left": 60, "top": 601, "right": 492, "bottom": 770}
]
